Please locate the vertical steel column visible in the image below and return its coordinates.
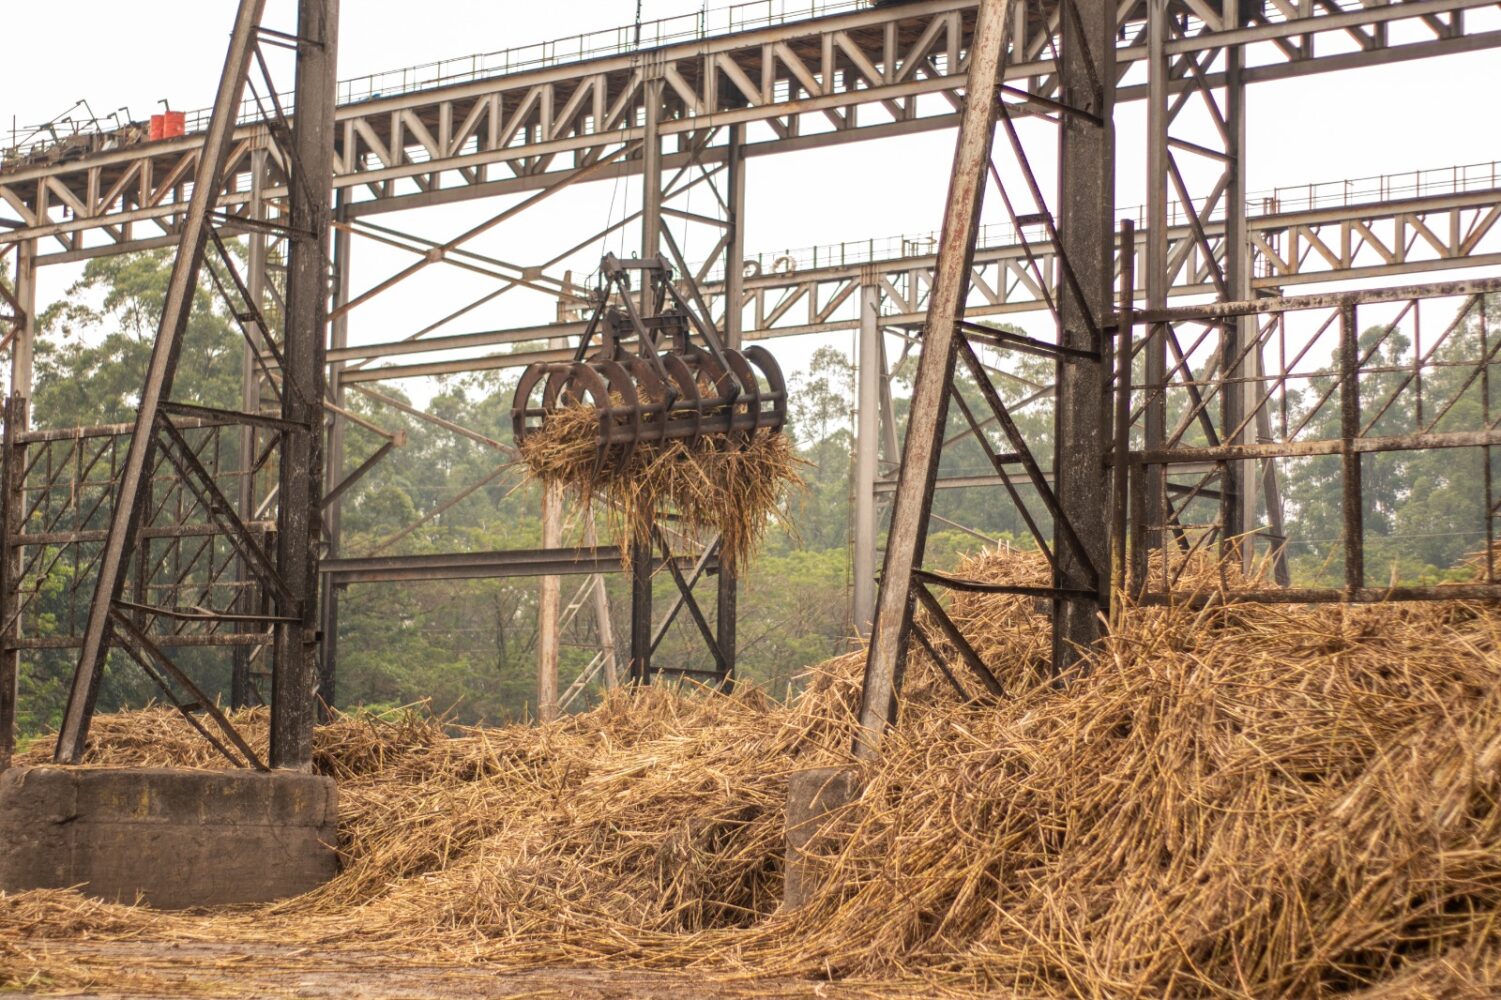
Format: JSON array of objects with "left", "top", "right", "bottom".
[
  {"left": 715, "top": 552, "right": 737, "bottom": 692},
  {"left": 878, "top": 336, "right": 900, "bottom": 474},
  {"left": 628, "top": 548, "right": 653, "bottom": 682},
  {"left": 1258, "top": 396, "right": 1293, "bottom": 585},
  {"left": 11, "top": 242, "right": 34, "bottom": 400},
  {"left": 1221, "top": 0, "right": 1253, "bottom": 563},
  {"left": 715, "top": 123, "right": 746, "bottom": 667},
  {"left": 0, "top": 397, "right": 22, "bottom": 767},
  {"left": 628, "top": 75, "right": 666, "bottom": 682},
  {"left": 639, "top": 76, "right": 665, "bottom": 278},
  {"left": 857, "top": 0, "right": 1011, "bottom": 755},
  {"left": 270, "top": 0, "right": 339, "bottom": 771},
  {"left": 318, "top": 196, "right": 350, "bottom": 714},
  {"left": 1111, "top": 221, "right": 1136, "bottom": 604},
  {"left": 1139, "top": 0, "right": 1170, "bottom": 578},
  {"left": 853, "top": 275, "right": 881, "bottom": 636},
  {"left": 55, "top": 0, "right": 271, "bottom": 764},
  {"left": 538, "top": 482, "right": 561, "bottom": 721},
  {"left": 0, "top": 241, "right": 31, "bottom": 765},
  {"left": 1052, "top": 0, "right": 1115, "bottom": 670},
  {"left": 1339, "top": 303, "right": 1364, "bottom": 592},
  {"left": 233, "top": 149, "right": 269, "bottom": 708},
  {"left": 723, "top": 123, "right": 746, "bottom": 351}
]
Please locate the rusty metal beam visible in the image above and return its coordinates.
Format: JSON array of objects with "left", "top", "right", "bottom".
[
  {"left": 53, "top": 0, "right": 272, "bottom": 765},
  {"left": 270, "top": 0, "right": 339, "bottom": 771},
  {"left": 856, "top": 0, "right": 1012, "bottom": 757}
]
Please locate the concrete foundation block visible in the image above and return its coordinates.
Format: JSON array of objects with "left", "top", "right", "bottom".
[
  {"left": 783, "top": 765, "right": 859, "bottom": 910},
  {"left": 0, "top": 765, "right": 338, "bottom": 908}
]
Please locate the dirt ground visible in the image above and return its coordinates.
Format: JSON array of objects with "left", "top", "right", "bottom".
[{"left": 7, "top": 940, "right": 933, "bottom": 999}]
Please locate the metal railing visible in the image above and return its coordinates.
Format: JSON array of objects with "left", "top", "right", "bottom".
[
  {"left": 0, "top": 0, "right": 1441, "bottom": 165},
  {"left": 3, "top": 0, "right": 867, "bottom": 163},
  {"left": 717, "top": 160, "right": 1501, "bottom": 281}
]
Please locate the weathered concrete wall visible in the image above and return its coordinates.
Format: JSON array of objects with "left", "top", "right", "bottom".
[{"left": 0, "top": 766, "right": 337, "bottom": 908}]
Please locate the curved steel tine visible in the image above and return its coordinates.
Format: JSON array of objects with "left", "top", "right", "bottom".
[
  {"left": 511, "top": 361, "right": 555, "bottom": 444},
  {"left": 722, "top": 349, "right": 765, "bottom": 445},
  {"left": 743, "top": 345, "right": 788, "bottom": 434},
  {"left": 594, "top": 359, "right": 641, "bottom": 466},
  {"left": 542, "top": 364, "right": 577, "bottom": 410},
  {"left": 623, "top": 356, "right": 671, "bottom": 445},
  {"left": 661, "top": 352, "right": 704, "bottom": 447},
  {"left": 563, "top": 363, "right": 614, "bottom": 475},
  {"left": 683, "top": 344, "right": 736, "bottom": 407}
]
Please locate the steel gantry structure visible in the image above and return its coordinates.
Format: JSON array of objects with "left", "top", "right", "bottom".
[{"left": 1, "top": 0, "right": 1499, "bottom": 763}]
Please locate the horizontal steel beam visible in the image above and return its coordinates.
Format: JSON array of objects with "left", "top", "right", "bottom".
[
  {"left": 16, "top": 521, "right": 276, "bottom": 546},
  {"left": 1136, "top": 276, "right": 1501, "bottom": 324},
  {"left": 1139, "top": 583, "right": 1501, "bottom": 606},
  {"left": 13, "top": 633, "right": 271, "bottom": 650},
  {"left": 5, "top": 0, "right": 1495, "bottom": 252},
  {"left": 1132, "top": 428, "right": 1501, "bottom": 465},
  {"left": 321, "top": 545, "right": 715, "bottom": 583}
]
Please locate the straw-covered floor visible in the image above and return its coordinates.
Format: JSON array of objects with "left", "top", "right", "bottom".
[
  {"left": 5, "top": 550, "right": 1501, "bottom": 998},
  {"left": 518, "top": 403, "right": 801, "bottom": 566}
]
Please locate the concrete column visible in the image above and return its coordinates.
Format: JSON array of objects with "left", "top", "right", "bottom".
[
  {"left": 783, "top": 766, "right": 859, "bottom": 909},
  {"left": 853, "top": 277, "right": 881, "bottom": 637},
  {"left": 538, "top": 481, "right": 561, "bottom": 722},
  {"left": 0, "top": 766, "right": 337, "bottom": 906},
  {"left": 584, "top": 510, "right": 618, "bottom": 688}
]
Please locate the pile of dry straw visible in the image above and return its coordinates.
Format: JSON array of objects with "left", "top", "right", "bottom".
[
  {"left": 6, "top": 549, "right": 1501, "bottom": 997},
  {"left": 518, "top": 403, "right": 800, "bottom": 566}
]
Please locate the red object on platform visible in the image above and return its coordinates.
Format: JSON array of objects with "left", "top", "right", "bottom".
[
  {"left": 149, "top": 115, "right": 165, "bottom": 141},
  {"left": 163, "top": 111, "right": 185, "bottom": 138}
]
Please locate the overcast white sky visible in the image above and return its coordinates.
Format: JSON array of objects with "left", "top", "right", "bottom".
[{"left": 3, "top": 1, "right": 1498, "bottom": 391}]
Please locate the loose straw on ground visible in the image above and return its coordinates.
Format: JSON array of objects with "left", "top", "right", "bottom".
[{"left": 7, "top": 548, "right": 1501, "bottom": 998}]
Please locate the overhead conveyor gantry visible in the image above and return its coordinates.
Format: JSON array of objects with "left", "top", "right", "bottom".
[{"left": 0, "top": 0, "right": 1499, "bottom": 761}]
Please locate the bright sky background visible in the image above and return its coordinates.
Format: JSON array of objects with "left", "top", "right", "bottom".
[{"left": 3, "top": 1, "right": 1499, "bottom": 400}]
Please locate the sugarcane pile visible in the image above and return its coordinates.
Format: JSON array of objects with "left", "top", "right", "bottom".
[{"left": 6, "top": 549, "right": 1501, "bottom": 997}]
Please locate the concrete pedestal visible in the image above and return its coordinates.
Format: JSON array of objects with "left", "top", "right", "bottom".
[
  {"left": 0, "top": 765, "right": 338, "bottom": 908},
  {"left": 782, "top": 765, "right": 859, "bottom": 909}
]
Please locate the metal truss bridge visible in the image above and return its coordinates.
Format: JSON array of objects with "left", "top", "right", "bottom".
[{"left": 1, "top": 0, "right": 1498, "bottom": 764}]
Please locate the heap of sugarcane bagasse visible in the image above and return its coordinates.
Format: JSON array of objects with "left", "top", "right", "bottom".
[
  {"left": 12, "top": 546, "right": 1501, "bottom": 996},
  {"left": 517, "top": 400, "right": 801, "bottom": 567}
]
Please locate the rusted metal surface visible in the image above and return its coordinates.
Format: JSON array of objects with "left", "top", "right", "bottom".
[
  {"left": 856, "top": 0, "right": 1012, "bottom": 756},
  {"left": 511, "top": 255, "right": 787, "bottom": 470},
  {"left": 267, "top": 0, "right": 339, "bottom": 771},
  {"left": 53, "top": 0, "right": 274, "bottom": 765},
  {"left": 0, "top": 0, "right": 1495, "bottom": 769}
]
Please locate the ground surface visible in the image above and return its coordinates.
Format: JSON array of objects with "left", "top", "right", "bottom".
[{"left": 8, "top": 940, "right": 926, "bottom": 999}]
